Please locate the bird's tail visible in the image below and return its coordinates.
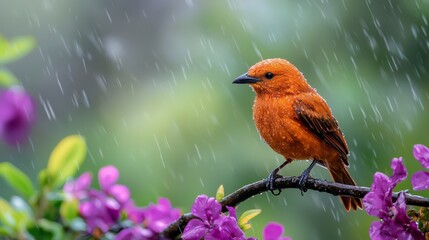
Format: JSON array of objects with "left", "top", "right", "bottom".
[{"left": 327, "top": 162, "right": 363, "bottom": 211}]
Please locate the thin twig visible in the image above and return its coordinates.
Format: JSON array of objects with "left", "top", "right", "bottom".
[{"left": 160, "top": 176, "right": 429, "bottom": 239}]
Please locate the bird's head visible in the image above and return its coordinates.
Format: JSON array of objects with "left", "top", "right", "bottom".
[{"left": 233, "top": 58, "right": 312, "bottom": 96}]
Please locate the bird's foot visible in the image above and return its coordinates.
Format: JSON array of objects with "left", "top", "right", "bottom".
[
  {"left": 266, "top": 171, "right": 283, "bottom": 196},
  {"left": 297, "top": 160, "right": 318, "bottom": 196},
  {"left": 298, "top": 173, "right": 311, "bottom": 196}
]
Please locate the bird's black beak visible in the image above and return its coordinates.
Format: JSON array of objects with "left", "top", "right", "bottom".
[{"left": 232, "top": 73, "right": 262, "bottom": 84}]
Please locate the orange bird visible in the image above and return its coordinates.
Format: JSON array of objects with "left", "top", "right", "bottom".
[{"left": 233, "top": 58, "right": 362, "bottom": 211}]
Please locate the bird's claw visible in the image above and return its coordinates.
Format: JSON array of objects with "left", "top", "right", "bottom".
[
  {"left": 298, "top": 174, "right": 309, "bottom": 196},
  {"left": 266, "top": 171, "right": 283, "bottom": 196},
  {"left": 297, "top": 160, "right": 317, "bottom": 196}
]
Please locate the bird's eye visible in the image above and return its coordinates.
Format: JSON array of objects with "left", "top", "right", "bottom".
[{"left": 265, "top": 72, "right": 274, "bottom": 79}]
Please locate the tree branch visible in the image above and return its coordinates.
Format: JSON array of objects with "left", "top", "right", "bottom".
[{"left": 160, "top": 176, "right": 429, "bottom": 238}]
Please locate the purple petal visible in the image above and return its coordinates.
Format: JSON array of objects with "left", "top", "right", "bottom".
[
  {"left": 104, "top": 197, "right": 121, "bottom": 221},
  {"left": 79, "top": 201, "right": 93, "bottom": 218},
  {"left": 226, "top": 206, "right": 236, "bottom": 219},
  {"left": 363, "top": 172, "right": 391, "bottom": 218},
  {"left": 411, "top": 171, "right": 429, "bottom": 191},
  {"left": 390, "top": 193, "right": 425, "bottom": 240},
  {"left": 64, "top": 172, "right": 92, "bottom": 199},
  {"left": 263, "top": 222, "right": 284, "bottom": 240},
  {"left": 74, "top": 173, "right": 92, "bottom": 190},
  {"left": 369, "top": 221, "right": 386, "bottom": 240},
  {"left": 143, "top": 198, "right": 181, "bottom": 233},
  {"left": 182, "top": 219, "right": 208, "bottom": 240},
  {"left": 88, "top": 218, "right": 111, "bottom": 233},
  {"left": 393, "top": 192, "right": 408, "bottom": 223},
  {"left": 0, "top": 88, "right": 36, "bottom": 145},
  {"left": 124, "top": 200, "right": 146, "bottom": 224},
  {"left": 413, "top": 144, "right": 429, "bottom": 168},
  {"left": 115, "top": 228, "right": 133, "bottom": 240},
  {"left": 408, "top": 221, "right": 425, "bottom": 240},
  {"left": 79, "top": 191, "right": 121, "bottom": 234},
  {"left": 155, "top": 197, "right": 173, "bottom": 211},
  {"left": 384, "top": 220, "right": 417, "bottom": 240},
  {"left": 390, "top": 157, "right": 407, "bottom": 186},
  {"left": 116, "top": 226, "right": 153, "bottom": 240},
  {"left": 191, "top": 195, "right": 221, "bottom": 222},
  {"left": 98, "top": 165, "right": 119, "bottom": 192},
  {"left": 207, "top": 216, "right": 245, "bottom": 240},
  {"left": 108, "top": 184, "right": 130, "bottom": 205}
]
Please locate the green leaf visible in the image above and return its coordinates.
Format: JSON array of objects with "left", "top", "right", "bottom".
[
  {"left": 0, "top": 226, "right": 12, "bottom": 236},
  {"left": 37, "top": 219, "right": 64, "bottom": 240},
  {"left": 60, "top": 199, "right": 79, "bottom": 222},
  {"left": 238, "top": 209, "right": 261, "bottom": 231},
  {"left": 0, "top": 35, "right": 9, "bottom": 56},
  {"left": 0, "top": 197, "right": 32, "bottom": 235},
  {"left": 0, "top": 69, "right": 18, "bottom": 87},
  {"left": 38, "top": 169, "right": 48, "bottom": 188},
  {"left": 0, "top": 35, "right": 36, "bottom": 65},
  {"left": 0, "top": 163, "right": 35, "bottom": 198},
  {"left": 10, "top": 196, "right": 33, "bottom": 218},
  {"left": 215, "top": 185, "right": 224, "bottom": 201},
  {"left": 46, "top": 135, "right": 86, "bottom": 188},
  {"left": 0, "top": 198, "right": 16, "bottom": 227}
]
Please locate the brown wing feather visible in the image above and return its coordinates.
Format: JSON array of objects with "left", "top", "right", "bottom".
[{"left": 294, "top": 97, "right": 349, "bottom": 166}]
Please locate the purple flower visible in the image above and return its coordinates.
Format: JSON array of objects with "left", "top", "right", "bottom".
[
  {"left": 124, "top": 200, "right": 146, "bottom": 224},
  {"left": 363, "top": 158, "right": 424, "bottom": 240},
  {"left": 369, "top": 193, "right": 423, "bottom": 240},
  {"left": 390, "top": 157, "right": 408, "bottom": 185},
  {"left": 98, "top": 165, "right": 130, "bottom": 206},
  {"left": 363, "top": 158, "right": 407, "bottom": 219},
  {"left": 413, "top": 144, "right": 429, "bottom": 168},
  {"left": 263, "top": 222, "right": 291, "bottom": 240},
  {"left": 116, "top": 226, "right": 154, "bottom": 240},
  {"left": 65, "top": 166, "right": 132, "bottom": 235},
  {"left": 182, "top": 195, "right": 251, "bottom": 240},
  {"left": 143, "top": 198, "right": 181, "bottom": 233},
  {"left": 363, "top": 172, "right": 392, "bottom": 219},
  {"left": 0, "top": 88, "right": 36, "bottom": 145},
  {"left": 79, "top": 190, "right": 121, "bottom": 233},
  {"left": 411, "top": 144, "right": 429, "bottom": 191},
  {"left": 207, "top": 216, "right": 247, "bottom": 240},
  {"left": 182, "top": 195, "right": 222, "bottom": 240},
  {"left": 99, "top": 165, "right": 119, "bottom": 192},
  {"left": 64, "top": 172, "right": 92, "bottom": 199},
  {"left": 124, "top": 197, "right": 181, "bottom": 235},
  {"left": 68, "top": 165, "right": 183, "bottom": 238}
]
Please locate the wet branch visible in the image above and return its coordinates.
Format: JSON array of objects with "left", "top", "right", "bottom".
[{"left": 160, "top": 176, "right": 429, "bottom": 239}]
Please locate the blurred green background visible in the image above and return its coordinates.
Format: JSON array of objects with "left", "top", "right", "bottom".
[{"left": 1, "top": 1, "right": 429, "bottom": 239}]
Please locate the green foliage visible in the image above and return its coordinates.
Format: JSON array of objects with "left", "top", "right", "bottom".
[
  {"left": 0, "top": 197, "right": 32, "bottom": 237},
  {"left": 0, "top": 35, "right": 35, "bottom": 65},
  {"left": 0, "top": 34, "right": 35, "bottom": 88},
  {"left": 0, "top": 69, "right": 18, "bottom": 87},
  {"left": 0, "top": 33, "right": 39, "bottom": 239},
  {"left": 45, "top": 135, "right": 87, "bottom": 188},
  {"left": 36, "top": 219, "right": 64, "bottom": 240},
  {"left": 0, "top": 162, "right": 35, "bottom": 198},
  {"left": 216, "top": 184, "right": 225, "bottom": 201},
  {"left": 60, "top": 199, "right": 79, "bottom": 222},
  {"left": 0, "top": 197, "right": 16, "bottom": 231},
  {"left": 238, "top": 209, "right": 261, "bottom": 231},
  {"left": 0, "top": 135, "right": 88, "bottom": 239},
  {"left": 10, "top": 196, "right": 33, "bottom": 220},
  {"left": 409, "top": 207, "right": 429, "bottom": 237},
  {"left": 215, "top": 185, "right": 262, "bottom": 232}
]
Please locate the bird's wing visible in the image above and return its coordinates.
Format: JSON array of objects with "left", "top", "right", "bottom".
[{"left": 293, "top": 94, "right": 349, "bottom": 166}]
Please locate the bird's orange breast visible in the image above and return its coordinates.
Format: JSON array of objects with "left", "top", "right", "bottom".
[{"left": 253, "top": 94, "right": 338, "bottom": 161}]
